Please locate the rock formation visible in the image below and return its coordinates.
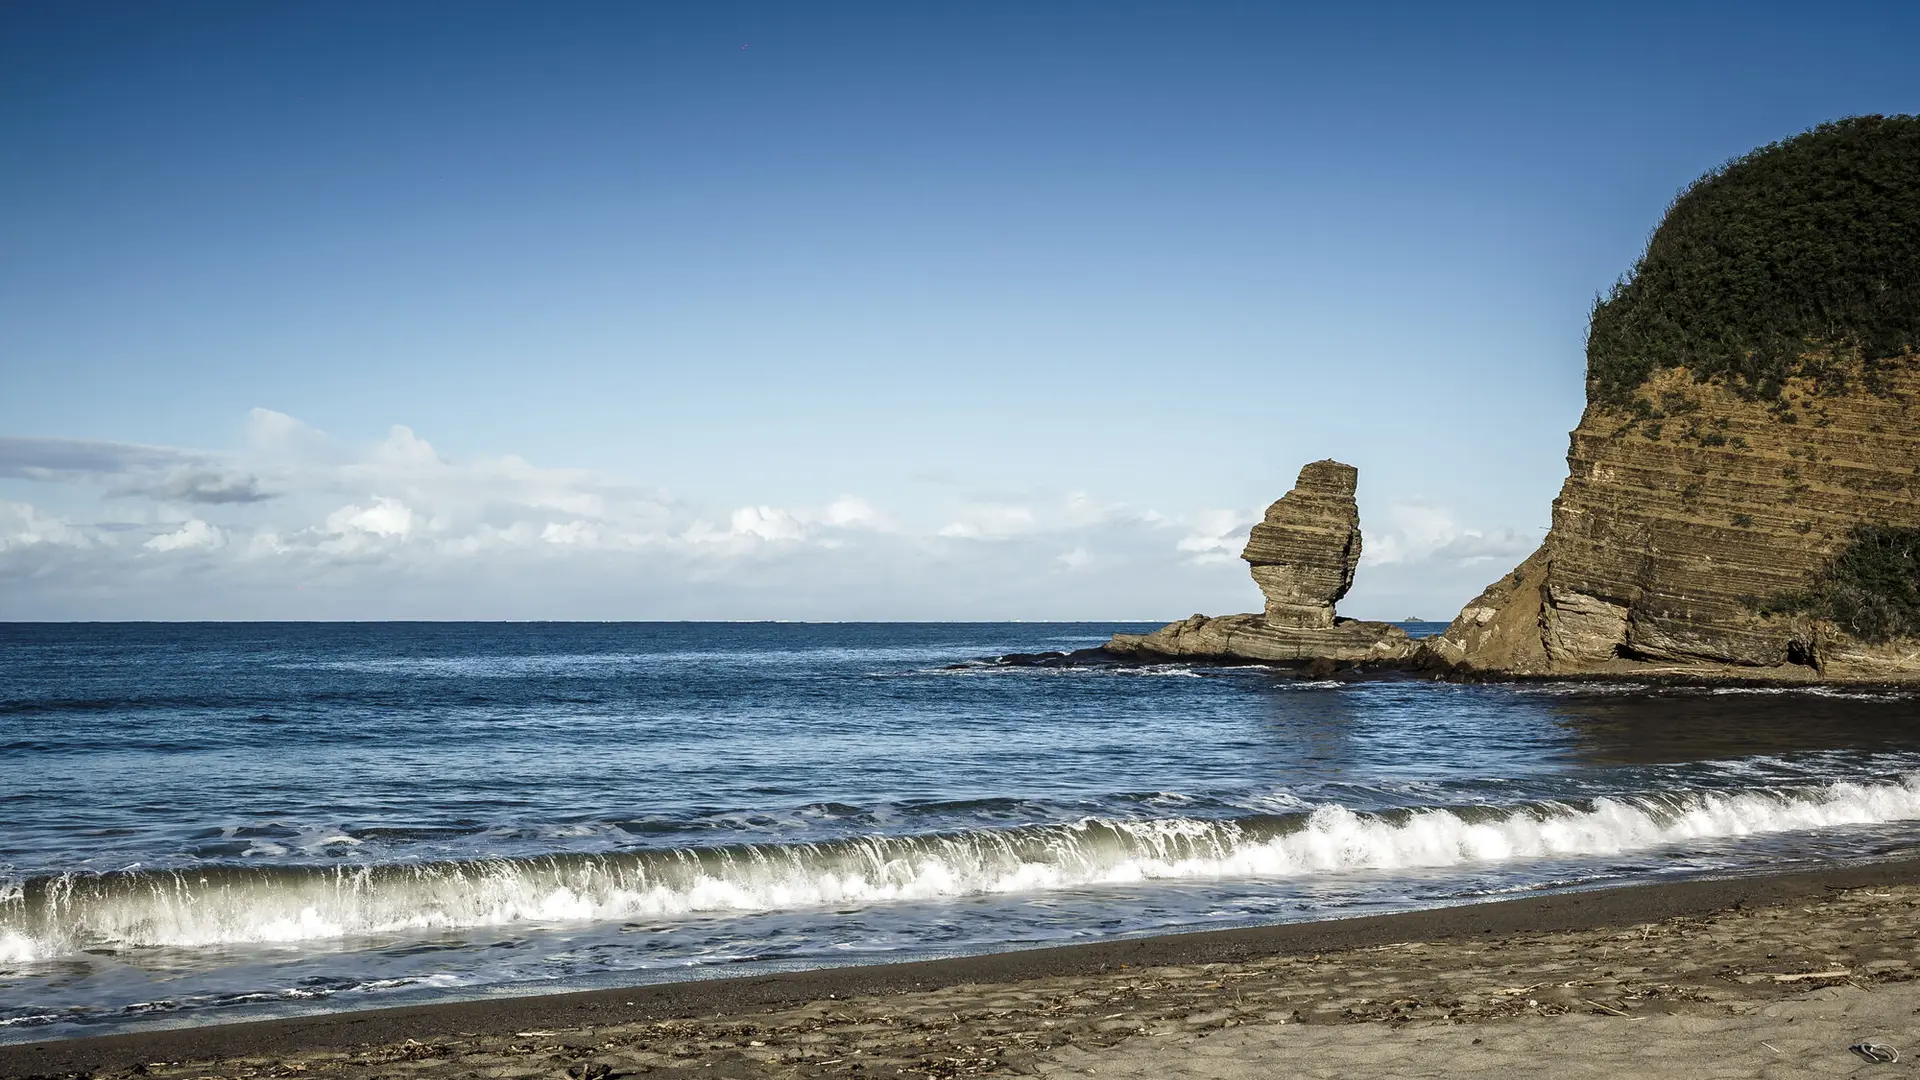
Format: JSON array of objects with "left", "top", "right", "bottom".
[
  {"left": 1108, "top": 461, "right": 1412, "bottom": 665},
  {"left": 1426, "top": 355, "right": 1920, "bottom": 681},
  {"left": 1110, "top": 118, "right": 1920, "bottom": 682},
  {"left": 1427, "top": 116, "right": 1920, "bottom": 683},
  {"left": 1242, "top": 460, "right": 1362, "bottom": 628}
]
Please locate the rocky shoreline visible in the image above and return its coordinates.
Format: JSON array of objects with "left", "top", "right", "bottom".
[
  {"left": 993, "top": 642, "right": 1920, "bottom": 690},
  {"left": 1084, "top": 119, "right": 1920, "bottom": 687},
  {"left": 1066, "top": 432, "right": 1919, "bottom": 686}
]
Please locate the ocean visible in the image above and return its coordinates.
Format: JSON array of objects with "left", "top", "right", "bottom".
[{"left": 4, "top": 621, "right": 1919, "bottom": 1041}]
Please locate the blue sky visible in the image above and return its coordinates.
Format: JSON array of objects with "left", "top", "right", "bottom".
[{"left": 3, "top": 1, "right": 1915, "bottom": 620}]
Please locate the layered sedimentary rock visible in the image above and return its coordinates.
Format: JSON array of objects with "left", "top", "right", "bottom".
[
  {"left": 1429, "top": 354, "right": 1920, "bottom": 680},
  {"left": 1242, "top": 460, "right": 1363, "bottom": 628},
  {"left": 1120, "top": 120, "right": 1919, "bottom": 682},
  {"left": 1105, "top": 612, "right": 1412, "bottom": 664},
  {"left": 1427, "top": 117, "right": 1920, "bottom": 682},
  {"left": 1421, "top": 544, "right": 1553, "bottom": 675},
  {"left": 1109, "top": 461, "right": 1411, "bottom": 664}
]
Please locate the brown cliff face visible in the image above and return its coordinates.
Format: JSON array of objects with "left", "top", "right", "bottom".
[
  {"left": 1422, "top": 544, "right": 1553, "bottom": 674},
  {"left": 1434, "top": 353, "right": 1920, "bottom": 679},
  {"left": 1241, "top": 460, "right": 1363, "bottom": 629}
]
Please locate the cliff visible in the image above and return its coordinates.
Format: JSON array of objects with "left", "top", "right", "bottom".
[
  {"left": 1431, "top": 116, "right": 1920, "bottom": 682},
  {"left": 1430, "top": 355, "right": 1920, "bottom": 680}
]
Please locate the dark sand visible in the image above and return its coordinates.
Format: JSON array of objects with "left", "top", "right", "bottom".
[{"left": 6, "top": 859, "right": 1919, "bottom": 1078}]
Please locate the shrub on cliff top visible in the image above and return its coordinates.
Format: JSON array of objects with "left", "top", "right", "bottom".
[
  {"left": 1587, "top": 115, "right": 1920, "bottom": 404},
  {"left": 1777, "top": 524, "right": 1920, "bottom": 644}
]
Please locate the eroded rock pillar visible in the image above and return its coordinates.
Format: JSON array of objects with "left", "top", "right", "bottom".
[{"left": 1240, "top": 459, "right": 1362, "bottom": 629}]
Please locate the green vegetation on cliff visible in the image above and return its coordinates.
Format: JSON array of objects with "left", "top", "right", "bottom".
[
  {"left": 1587, "top": 115, "right": 1920, "bottom": 404},
  {"left": 1772, "top": 525, "right": 1920, "bottom": 644}
]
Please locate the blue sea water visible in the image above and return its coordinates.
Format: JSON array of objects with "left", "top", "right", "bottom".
[{"left": 4, "top": 621, "right": 1920, "bottom": 1040}]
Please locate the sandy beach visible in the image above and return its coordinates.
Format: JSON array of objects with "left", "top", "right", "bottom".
[{"left": 6, "top": 859, "right": 1918, "bottom": 1079}]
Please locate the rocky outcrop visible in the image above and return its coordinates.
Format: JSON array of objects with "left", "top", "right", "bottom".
[
  {"left": 1430, "top": 354, "right": 1920, "bottom": 681},
  {"left": 1105, "top": 613, "right": 1411, "bottom": 664},
  {"left": 1105, "top": 367, "right": 1920, "bottom": 681},
  {"left": 1242, "top": 460, "right": 1363, "bottom": 628},
  {"left": 1112, "top": 121, "right": 1920, "bottom": 683},
  {"left": 1423, "top": 117, "right": 1920, "bottom": 682},
  {"left": 1420, "top": 544, "right": 1553, "bottom": 675},
  {"left": 1108, "top": 460, "right": 1412, "bottom": 666}
]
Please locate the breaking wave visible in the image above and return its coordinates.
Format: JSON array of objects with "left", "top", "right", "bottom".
[{"left": 5, "top": 772, "right": 1918, "bottom": 963}]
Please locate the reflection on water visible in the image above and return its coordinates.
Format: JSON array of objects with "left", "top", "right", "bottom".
[{"left": 1539, "top": 685, "right": 1920, "bottom": 764}]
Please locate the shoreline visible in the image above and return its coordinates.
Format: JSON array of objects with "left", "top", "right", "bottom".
[
  {"left": 8, "top": 855, "right": 1920, "bottom": 1077},
  {"left": 996, "top": 645, "right": 1920, "bottom": 689}
]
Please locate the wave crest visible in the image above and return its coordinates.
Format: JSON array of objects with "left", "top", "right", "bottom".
[{"left": 4, "top": 773, "right": 1918, "bottom": 962}]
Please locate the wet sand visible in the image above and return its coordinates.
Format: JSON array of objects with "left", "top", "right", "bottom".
[{"left": 6, "top": 859, "right": 1919, "bottom": 1079}]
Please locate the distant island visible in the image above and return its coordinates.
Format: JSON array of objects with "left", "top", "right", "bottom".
[{"left": 1110, "top": 115, "right": 1920, "bottom": 684}]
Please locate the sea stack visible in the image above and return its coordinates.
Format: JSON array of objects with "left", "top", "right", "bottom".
[
  {"left": 1243, "top": 459, "right": 1363, "bottom": 629},
  {"left": 1106, "top": 460, "right": 1412, "bottom": 664}
]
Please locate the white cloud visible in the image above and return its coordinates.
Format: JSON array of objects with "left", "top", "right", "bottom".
[
  {"left": 0, "top": 501, "right": 92, "bottom": 551},
  {"left": 242, "top": 531, "right": 289, "bottom": 558},
  {"left": 376, "top": 425, "right": 441, "bottom": 469},
  {"left": 326, "top": 496, "right": 415, "bottom": 539},
  {"left": 822, "top": 495, "right": 887, "bottom": 530},
  {"left": 541, "top": 520, "right": 601, "bottom": 546},
  {"left": 1175, "top": 508, "right": 1254, "bottom": 564},
  {"left": 0, "top": 408, "right": 1539, "bottom": 621},
  {"left": 938, "top": 504, "right": 1034, "bottom": 539},
  {"left": 145, "top": 519, "right": 226, "bottom": 552},
  {"left": 727, "top": 505, "right": 808, "bottom": 543},
  {"left": 1363, "top": 501, "right": 1533, "bottom": 568},
  {"left": 246, "top": 408, "right": 328, "bottom": 457}
]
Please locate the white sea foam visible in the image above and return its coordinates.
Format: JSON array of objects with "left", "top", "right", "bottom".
[
  {"left": 5, "top": 773, "right": 1918, "bottom": 962},
  {"left": 0, "top": 931, "right": 39, "bottom": 965},
  {"left": 1120, "top": 666, "right": 1204, "bottom": 678}
]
